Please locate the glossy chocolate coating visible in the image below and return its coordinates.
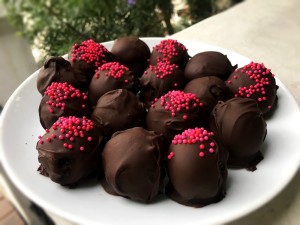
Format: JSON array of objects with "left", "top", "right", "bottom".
[
  {"left": 36, "top": 116, "right": 103, "bottom": 186},
  {"left": 111, "top": 36, "right": 150, "bottom": 77},
  {"left": 88, "top": 62, "right": 138, "bottom": 106},
  {"left": 184, "top": 51, "right": 237, "bottom": 81},
  {"left": 101, "top": 127, "right": 165, "bottom": 203},
  {"left": 166, "top": 128, "right": 228, "bottom": 207},
  {"left": 92, "top": 89, "right": 146, "bottom": 137},
  {"left": 38, "top": 82, "right": 92, "bottom": 129},
  {"left": 146, "top": 91, "right": 207, "bottom": 144},
  {"left": 37, "top": 56, "right": 84, "bottom": 95},
  {"left": 139, "top": 63, "right": 186, "bottom": 108},
  {"left": 226, "top": 62, "right": 278, "bottom": 115},
  {"left": 209, "top": 98, "right": 267, "bottom": 170}
]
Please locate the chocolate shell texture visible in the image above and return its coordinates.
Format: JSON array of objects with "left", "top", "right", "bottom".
[
  {"left": 88, "top": 62, "right": 138, "bottom": 106},
  {"left": 92, "top": 89, "right": 146, "bottom": 137},
  {"left": 37, "top": 56, "right": 84, "bottom": 95},
  {"left": 139, "top": 60, "right": 186, "bottom": 108},
  {"left": 166, "top": 127, "right": 228, "bottom": 207},
  {"left": 101, "top": 127, "right": 165, "bottom": 203},
  {"left": 146, "top": 90, "right": 207, "bottom": 144},
  {"left": 38, "top": 82, "right": 92, "bottom": 129},
  {"left": 184, "top": 51, "right": 237, "bottom": 81},
  {"left": 36, "top": 116, "right": 103, "bottom": 186},
  {"left": 226, "top": 61, "right": 278, "bottom": 115},
  {"left": 150, "top": 39, "right": 190, "bottom": 70},
  {"left": 111, "top": 36, "right": 150, "bottom": 77},
  {"left": 69, "top": 39, "right": 112, "bottom": 87},
  {"left": 209, "top": 97, "right": 267, "bottom": 171}
]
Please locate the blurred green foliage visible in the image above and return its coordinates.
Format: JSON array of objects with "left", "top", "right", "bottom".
[{"left": 1, "top": 0, "right": 243, "bottom": 57}]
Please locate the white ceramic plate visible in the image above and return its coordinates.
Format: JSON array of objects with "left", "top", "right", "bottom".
[{"left": 1, "top": 38, "right": 300, "bottom": 225}]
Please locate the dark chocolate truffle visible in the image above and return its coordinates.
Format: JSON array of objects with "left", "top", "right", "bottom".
[
  {"left": 209, "top": 98, "right": 267, "bottom": 171},
  {"left": 37, "top": 56, "right": 84, "bottom": 95},
  {"left": 150, "top": 39, "right": 190, "bottom": 70},
  {"left": 226, "top": 61, "right": 278, "bottom": 115},
  {"left": 39, "top": 82, "right": 92, "bottom": 129},
  {"left": 166, "top": 127, "right": 228, "bottom": 207},
  {"left": 111, "top": 36, "right": 150, "bottom": 77},
  {"left": 184, "top": 51, "right": 237, "bottom": 81},
  {"left": 101, "top": 127, "right": 165, "bottom": 203},
  {"left": 88, "top": 62, "right": 138, "bottom": 106},
  {"left": 140, "top": 60, "right": 186, "bottom": 107},
  {"left": 146, "top": 90, "right": 207, "bottom": 144},
  {"left": 69, "top": 39, "right": 112, "bottom": 88},
  {"left": 183, "top": 76, "right": 232, "bottom": 117},
  {"left": 92, "top": 89, "right": 146, "bottom": 137},
  {"left": 36, "top": 116, "right": 103, "bottom": 186}
]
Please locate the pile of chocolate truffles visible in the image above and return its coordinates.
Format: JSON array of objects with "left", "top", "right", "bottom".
[{"left": 36, "top": 37, "right": 278, "bottom": 207}]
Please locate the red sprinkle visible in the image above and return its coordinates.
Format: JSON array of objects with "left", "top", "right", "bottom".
[
  {"left": 95, "top": 62, "right": 129, "bottom": 79},
  {"left": 153, "top": 39, "right": 187, "bottom": 62}
]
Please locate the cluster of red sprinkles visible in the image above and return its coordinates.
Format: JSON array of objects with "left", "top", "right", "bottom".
[
  {"left": 227, "top": 62, "right": 275, "bottom": 109},
  {"left": 38, "top": 116, "right": 94, "bottom": 151},
  {"left": 70, "top": 39, "right": 109, "bottom": 67},
  {"left": 168, "top": 128, "right": 216, "bottom": 159},
  {"left": 44, "top": 82, "right": 88, "bottom": 113},
  {"left": 95, "top": 62, "right": 129, "bottom": 81},
  {"left": 145, "top": 60, "right": 179, "bottom": 80},
  {"left": 151, "top": 90, "right": 203, "bottom": 118},
  {"left": 154, "top": 39, "right": 187, "bottom": 62}
]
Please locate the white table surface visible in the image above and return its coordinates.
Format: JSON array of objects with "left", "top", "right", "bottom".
[{"left": 172, "top": 0, "right": 300, "bottom": 224}]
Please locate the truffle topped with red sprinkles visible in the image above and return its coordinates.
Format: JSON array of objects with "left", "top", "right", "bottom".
[
  {"left": 166, "top": 127, "right": 228, "bottom": 207},
  {"left": 139, "top": 60, "right": 186, "bottom": 107},
  {"left": 38, "top": 82, "right": 92, "bottom": 129},
  {"left": 36, "top": 116, "right": 104, "bottom": 186},
  {"left": 88, "top": 62, "right": 138, "bottom": 106},
  {"left": 150, "top": 39, "right": 190, "bottom": 70},
  {"left": 146, "top": 90, "right": 207, "bottom": 143},
  {"left": 226, "top": 61, "right": 278, "bottom": 115}
]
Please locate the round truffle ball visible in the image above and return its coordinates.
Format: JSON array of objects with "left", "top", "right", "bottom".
[
  {"left": 39, "top": 82, "right": 92, "bottom": 129},
  {"left": 226, "top": 61, "right": 278, "bottom": 115},
  {"left": 183, "top": 76, "right": 232, "bottom": 117},
  {"left": 140, "top": 61, "right": 186, "bottom": 108},
  {"left": 92, "top": 89, "right": 146, "bottom": 137},
  {"left": 184, "top": 51, "right": 237, "bottom": 81},
  {"left": 166, "top": 127, "right": 228, "bottom": 207},
  {"left": 111, "top": 36, "right": 150, "bottom": 77},
  {"left": 146, "top": 90, "right": 207, "bottom": 144},
  {"left": 69, "top": 39, "right": 113, "bottom": 87},
  {"left": 88, "top": 62, "right": 138, "bottom": 106},
  {"left": 150, "top": 39, "right": 190, "bottom": 70},
  {"left": 36, "top": 116, "right": 104, "bottom": 186},
  {"left": 101, "top": 127, "right": 165, "bottom": 203},
  {"left": 37, "top": 56, "right": 85, "bottom": 95},
  {"left": 209, "top": 98, "right": 267, "bottom": 171}
]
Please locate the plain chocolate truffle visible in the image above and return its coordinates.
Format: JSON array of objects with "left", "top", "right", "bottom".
[
  {"left": 101, "top": 127, "right": 165, "bottom": 203},
  {"left": 209, "top": 98, "right": 267, "bottom": 171},
  {"left": 166, "top": 127, "right": 228, "bottom": 207}
]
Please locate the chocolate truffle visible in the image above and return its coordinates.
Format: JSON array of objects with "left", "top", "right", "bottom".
[
  {"left": 101, "top": 127, "right": 165, "bottom": 203},
  {"left": 150, "top": 39, "right": 190, "bottom": 70},
  {"left": 111, "top": 36, "right": 150, "bottom": 77},
  {"left": 88, "top": 62, "right": 138, "bottom": 106},
  {"left": 184, "top": 51, "right": 237, "bottom": 81},
  {"left": 183, "top": 76, "right": 232, "bottom": 117},
  {"left": 166, "top": 127, "right": 228, "bottom": 207},
  {"left": 36, "top": 116, "right": 103, "bottom": 186},
  {"left": 140, "top": 60, "right": 186, "bottom": 107},
  {"left": 146, "top": 90, "right": 207, "bottom": 144},
  {"left": 92, "top": 89, "right": 146, "bottom": 137},
  {"left": 39, "top": 82, "right": 92, "bottom": 129},
  {"left": 209, "top": 98, "right": 267, "bottom": 171},
  {"left": 226, "top": 61, "right": 278, "bottom": 115},
  {"left": 69, "top": 39, "right": 112, "bottom": 88},
  {"left": 37, "top": 56, "right": 85, "bottom": 95}
]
